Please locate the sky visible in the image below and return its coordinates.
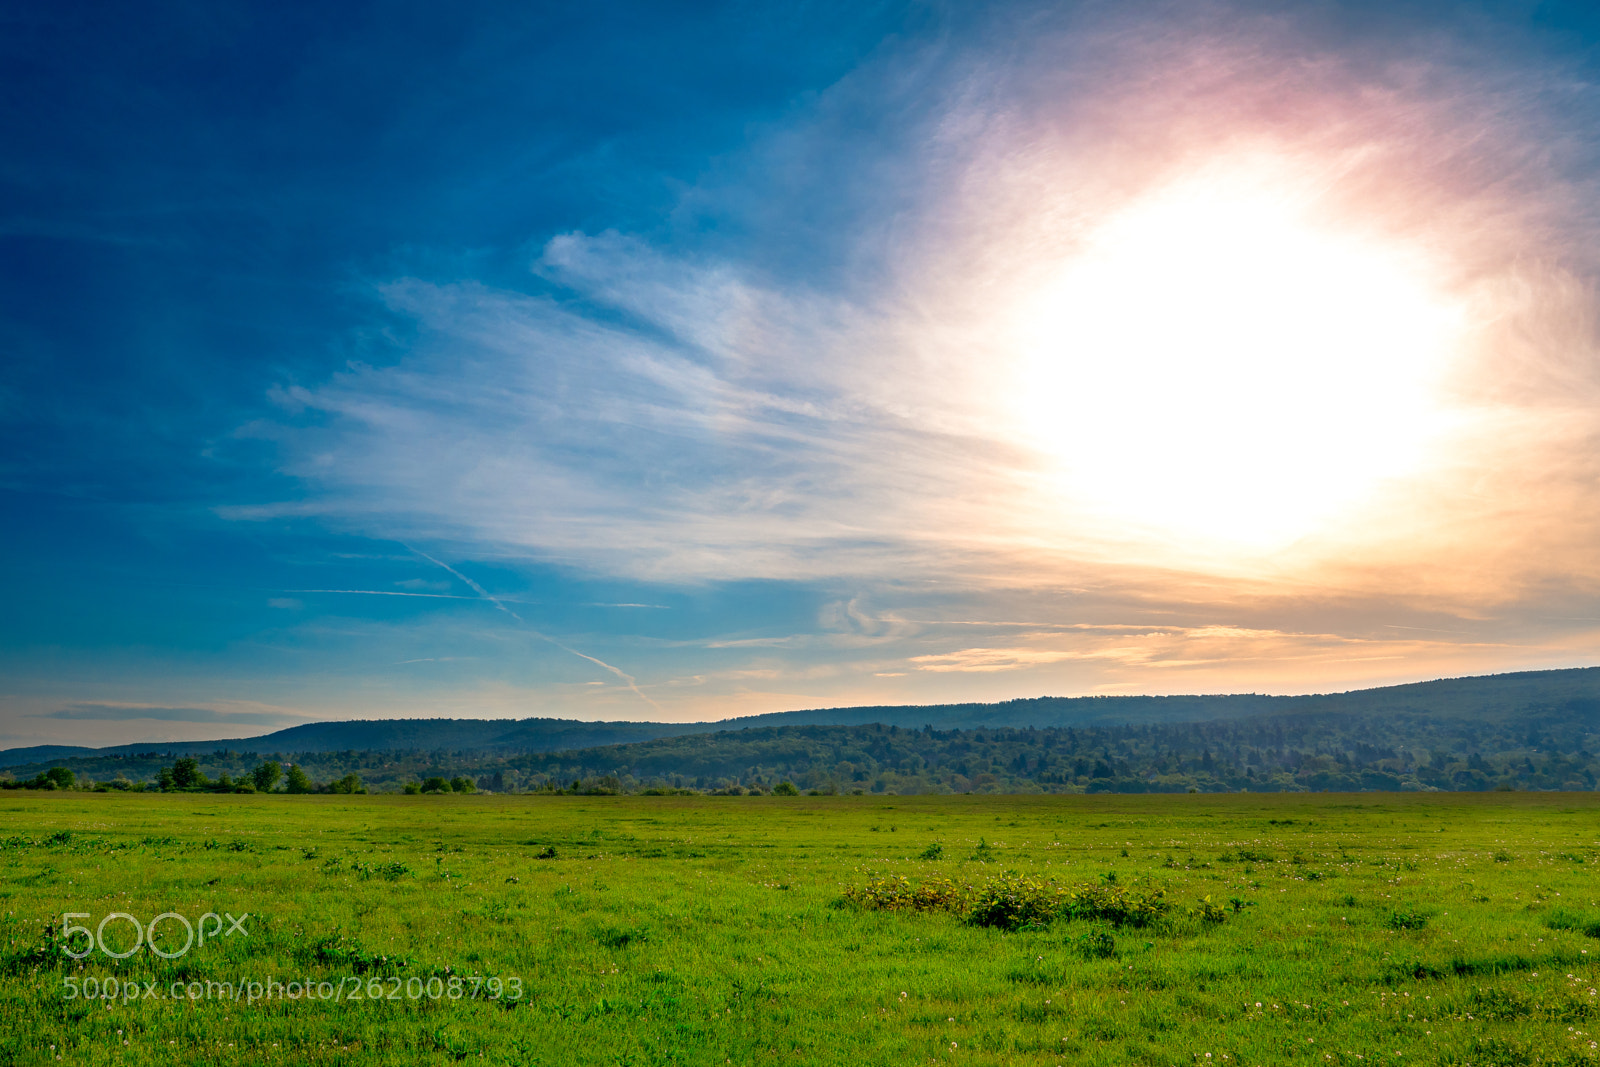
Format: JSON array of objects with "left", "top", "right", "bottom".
[{"left": 5, "top": 0, "right": 1600, "bottom": 747}]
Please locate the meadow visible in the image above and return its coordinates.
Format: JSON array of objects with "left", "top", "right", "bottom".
[{"left": 2, "top": 791, "right": 1599, "bottom": 1066}]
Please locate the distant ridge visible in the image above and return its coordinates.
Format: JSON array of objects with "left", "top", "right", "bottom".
[{"left": 4, "top": 665, "right": 1596, "bottom": 770}]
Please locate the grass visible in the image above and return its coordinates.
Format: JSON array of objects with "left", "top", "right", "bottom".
[{"left": 3, "top": 791, "right": 1600, "bottom": 1065}]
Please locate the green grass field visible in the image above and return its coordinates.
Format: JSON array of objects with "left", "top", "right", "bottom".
[{"left": 4, "top": 792, "right": 1600, "bottom": 1065}]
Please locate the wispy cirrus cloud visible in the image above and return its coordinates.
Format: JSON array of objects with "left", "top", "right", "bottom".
[{"left": 237, "top": 9, "right": 1600, "bottom": 601}]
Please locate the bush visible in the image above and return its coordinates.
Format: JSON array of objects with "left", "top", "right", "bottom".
[
  {"left": 449, "top": 776, "right": 474, "bottom": 793},
  {"left": 968, "top": 874, "right": 1063, "bottom": 930},
  {"left": 284, "top": 764, "right": 313, "bottom": 794},
  {"left": 842, "top": 875, "right": 971, "bottom": 913},
  {"left": 421, "top": 777, "right": 449, "bottom": 794},
  {"left": 1062, "top": 881, "right": 1169, "bottom": 928},
  {"left": 402, "top": 782, "right": 422, "bottom": 795},
  {"left": 1386, "top": 905, "right": 1430, "bottom": 931},
  {"left": 920, "top": 843, "right": 944, "bottom": 860},
  {"left": 773, "top": 781, "right": 799, "bottom": 795}
]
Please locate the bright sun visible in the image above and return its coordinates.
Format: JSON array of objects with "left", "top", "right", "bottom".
[{"left": 1007, "top": 161, "right": 1467, "bottom": 553}]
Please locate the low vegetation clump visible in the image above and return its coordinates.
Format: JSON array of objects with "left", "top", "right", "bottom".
[
  {"left": 842, "top": 871, "right": 1173, "bottom": 930},
  {"left": 1387, "top": 904, "right": 1433, "bottom": 930}
]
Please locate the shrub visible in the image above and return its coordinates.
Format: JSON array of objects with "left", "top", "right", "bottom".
[
  {"left": 422, "top": 777, "right": 449, "bottom": 794},
  {"left": 841, "top": 875, "right": 971, "bottom": 913},
  {"left": 284, "top": 764, "right": 313, "bottom": 794},
  {"left": 920, "top": 843, "right": 944, "bottom": 860},
  {"left": 968, "top": 874, "right": 1063, "bottom": 930},
  {"left": 773, "top": 781, "right": 799, "bottom": 795},
  {"left": 449, "top": 776, "right": 474, "bottom": 793},
  {"left": 402, "top": 782, "right": 422, "bottom": 795},
  {"left": 1387, "top": 905, "right": 1430, "bottom": 930},
  {"left": 1063, "top": 881, "right": 1169, "bottom": 928}
]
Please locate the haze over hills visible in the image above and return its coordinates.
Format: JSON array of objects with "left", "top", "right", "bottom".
[{"left": 7, "top": 666, "right": 1596, "bottom": 774}]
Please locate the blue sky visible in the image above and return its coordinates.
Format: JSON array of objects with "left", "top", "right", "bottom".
[{"left": 6, "top": 1, "right": 1600, "bottom": 746}]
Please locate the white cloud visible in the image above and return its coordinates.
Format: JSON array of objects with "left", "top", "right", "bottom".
[{"left": 228, "top": 3, "right": 1600, "bottom": 697}]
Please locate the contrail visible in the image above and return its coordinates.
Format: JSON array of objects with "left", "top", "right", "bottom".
[
  {"left": 285, "top": 589, "right": 482, "bottom": 600},
  {"left": 409, "top": 548, "right": 664, "bottom": 714},
  {"left": 410, "top": 550, "right": 525, "bottom": 621}
]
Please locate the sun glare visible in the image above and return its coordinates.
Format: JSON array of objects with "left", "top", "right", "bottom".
[{"left": 1007, "top": 162, "right": 1466, "bottom": 554}]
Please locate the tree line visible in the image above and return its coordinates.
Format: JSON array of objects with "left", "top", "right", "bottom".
[{"left": 4, "top": 758, "right": 364, "bottom": 795}]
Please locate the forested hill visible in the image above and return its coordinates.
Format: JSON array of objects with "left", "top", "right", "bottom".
[
  {"left": 5, "top": 666, "right": 1596, "bottom": 777},
  {"left": 713, "top": 667, "right": 1600, "bottom": 731},
  {"left": 7, "top": 667, "right": 1600, "bottom": 794},
  {"left": 0, "top": 717, "right": 717, "bottom": 768}
]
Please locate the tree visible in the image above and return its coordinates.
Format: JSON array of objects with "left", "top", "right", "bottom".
[
  {"left": 155, "top": 767, "right": 175, "bottom": 791},
  {"left": 44, "top": 767, "right": 74, "bottom": 790},
  {"left": 284, "top": 764, "right": 313, "bottom": 794},
  {"left": 252, "top": 760, "right": 282, "bottom": 792},
  {"left": 773, "top": 780, "right": 799, "bottom": 795},
  {"left": 329, "top": 772, "right": 363, "bottom": 794},
  {"left": 170, "top": 758, "right": 209, "bottom": 790},
  {"left": 449, "top": 776, "right": 474, "bottom": 793},
  {"left": 422, "top": 776, "right": 449, "bottom": 794}
]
